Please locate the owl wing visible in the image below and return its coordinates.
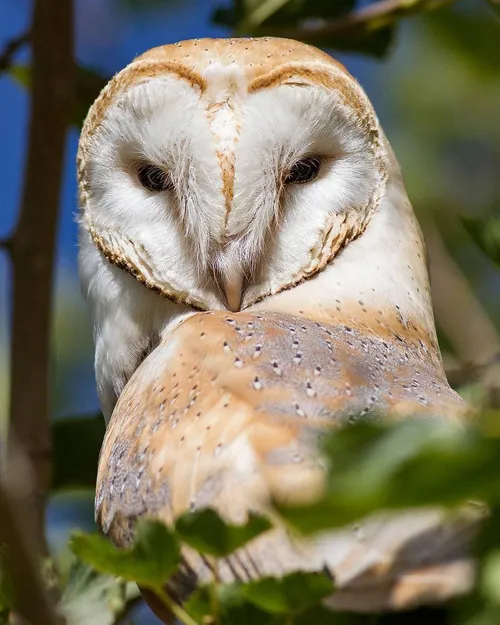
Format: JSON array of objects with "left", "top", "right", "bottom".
[{"left": 96, "top": 310, "right": 479, "bottom": 615}]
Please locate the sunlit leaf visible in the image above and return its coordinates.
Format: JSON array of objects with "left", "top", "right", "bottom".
[
  {"left": 243, "top": 0, "right": 355, "bottom": 27},
  {"left": 175, "top": 509, "right": 272, "bottom": 557},
  {"left": 461, "top": 216, "right": 500, "bottom": 268},
  {"left": 241, "top": 0, "right": 291, "bottom": 29},
  {"left": 70, "top": 520, "right": 181, "bottom": 587},
  {"left": 9, "top": 64, "right": 30, "bottom": 86},
  {"left": 482, "top": 551, "right": 500, "bottom": 606}
]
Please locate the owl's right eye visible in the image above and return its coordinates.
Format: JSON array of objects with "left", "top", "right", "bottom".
[{"left": 137, "top": 163, "right": 173, "bottom": 192}]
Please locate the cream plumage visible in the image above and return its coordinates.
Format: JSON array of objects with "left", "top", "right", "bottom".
[{"left": 77, "top": 37, "right": 478, "bottom": 618}]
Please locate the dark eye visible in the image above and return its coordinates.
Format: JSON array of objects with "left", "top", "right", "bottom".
[
  {"left": 137, "top": 163, "right": 173, "bottom": 192},
  {"left": 285, "top": 156, "right": 322, "bottom": 185}
]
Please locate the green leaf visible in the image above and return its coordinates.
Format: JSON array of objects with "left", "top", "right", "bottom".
[
  {"left": 277, "top": 419, "right": 500, "bottom": 533},
  {"left": 186, "top": 573, "right": 333, "bottom": 624},
  {"left": 482, "top": 551, "right": 500, "bottom": 606},
  {"left": 59, "top": 559, "right": 139, "bottom": 625},
  {"left": 175, "top": 509, "right": 272, "bottom": 557},
  {"left": 241, "top": 571, "right": 333, "bottom": 614},
  {"left": 213, "top": 0, "right": 395, "bottom": 58},
  {"left": 70, "top": 520, "right": 181, "bottom": 588},
  {"left": 427, "top": 9, "right": 500, "bottom": 80},
  {"left": 485, "top": 0, "right": 500, "bottom": 18},
  {"left": 241, "top": 0, "right": 292, "bottom": 29},
  {"left": 9, "top": 64, "right": 30, "bottom": 86},
  {"left": 461, "top": 216, "right": 500, "bottom": 267},
  {"left": 52, "top": 414, "right": 105, "bottom": 491},
  {"left": 185, "top": 583, "right": 274, "bottom": 625},
  {"left": 242, "top": 0, "right": 355, "bottom": 28}
]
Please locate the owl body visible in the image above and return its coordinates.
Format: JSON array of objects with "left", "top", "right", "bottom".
[
  {"left": 78, "top": 37, "right": 476, "bottom": 616},
  {"left": 96, "top": 309, "right": 474, "bottom": 615}
]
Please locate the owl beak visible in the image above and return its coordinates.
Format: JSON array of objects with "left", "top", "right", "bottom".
[{"left": 222, "top": 268, "right": 243, "bottom": 312}]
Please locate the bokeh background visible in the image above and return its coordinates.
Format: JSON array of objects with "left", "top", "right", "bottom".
[{"left": 1, "top": 0, "right": 499, "bottom": 622}]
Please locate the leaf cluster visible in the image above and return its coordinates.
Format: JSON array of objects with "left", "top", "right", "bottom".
[{"left": 49, "top": 412, "right": 500, "bottom": 625}]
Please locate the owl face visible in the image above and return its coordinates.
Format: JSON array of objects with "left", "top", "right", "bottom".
[
  {"left": 78, "top": 38, "right": 435, "bottom": 419},
  {"left": 80, "top": 38, "right": 386, "bottom": 312}
]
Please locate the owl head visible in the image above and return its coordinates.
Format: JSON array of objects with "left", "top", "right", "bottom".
[{"left": 78, "top": 37, "right": 437, "bottom": 419}]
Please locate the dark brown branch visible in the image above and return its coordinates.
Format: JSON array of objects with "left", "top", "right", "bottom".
[
  {"left": 253, "top": 0, "right": 456, "bottom": 41},
  {"left": 8, "top": 0, "right": 75, "bottom": 556},
  {"left": 0, "top": 30, "right": 30, "bottom": 73},
  {"left": 0, "top": 237, "right": 12, "bottom": 253},
  {"left": 0, "top": 445, "right": 63, "bottom": 625}
]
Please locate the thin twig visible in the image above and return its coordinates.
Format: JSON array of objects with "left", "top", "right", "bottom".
[
  {"left": 0, "top": 30, "right": 30, "bottom": 73},
  {"left": 8, "top": 0, "right": 74, "bottom": 556},
  {"left": 152, "top": 587, "right": 199, "bottom": 625},
  {"left": 252, "top": 0, "right": 457, "bottom": 41}
]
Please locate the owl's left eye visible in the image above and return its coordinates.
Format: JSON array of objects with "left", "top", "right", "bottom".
[
  {"left": 137, "top": 163, "right": 173, "bottom": 192},
  {"left": 285, "top": 156, "right": 322, "bottom": 185}
]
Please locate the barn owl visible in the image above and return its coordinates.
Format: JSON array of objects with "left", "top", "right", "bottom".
[{"left": 78, "top": 38, "right": 480, "bottom": 617}]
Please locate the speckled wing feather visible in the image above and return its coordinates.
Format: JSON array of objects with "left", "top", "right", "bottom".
[{"left": 96, "top": 310, "right": 479, "bottom": 617}]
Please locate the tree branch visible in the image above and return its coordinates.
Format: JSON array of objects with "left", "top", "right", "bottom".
[
  {"left": 0, "top": 30, "right": 30, "bottom": 74},
  {"left": 254, "top": 0, "right": 457, "bottom": 42},
  {"left": 8, "top": 0, "right": 74, "bottom": 556},
  {"left": 0, "top": 443, "right": 63, "bottom": 625},
  {"left": 0, "top": 237, "right": 12, "bottom": 253}
]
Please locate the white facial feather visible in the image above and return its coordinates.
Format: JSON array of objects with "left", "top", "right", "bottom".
[
  {"left": 84, "top": 76, "right": 226, "bottom": 285},
  {"left": 78, "top": 38, "right": 436, "bottom": 421},
  {"left": 231, "top": 85, "right": 382, "bottom": 305}
]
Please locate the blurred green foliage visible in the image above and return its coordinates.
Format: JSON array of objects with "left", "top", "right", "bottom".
[{"left": 65, "top": 415, "right": 500, "bottom": 624}]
